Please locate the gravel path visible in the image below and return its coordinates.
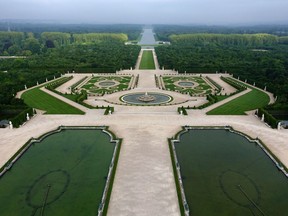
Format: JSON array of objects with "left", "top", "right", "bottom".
[{"left": 55, "top": 74, "right": 88, "bottom": 94}]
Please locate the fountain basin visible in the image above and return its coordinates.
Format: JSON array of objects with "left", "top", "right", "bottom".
[{"left": 121, "top": 92, "right": 172, "bottom": 105}]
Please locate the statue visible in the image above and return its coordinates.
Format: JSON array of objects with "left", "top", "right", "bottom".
[
  {"left": 137, "top": 92, "right": 156, "bottom": 102},
  {"left": 261, "top": 114, "right": 265, "bottom": 121},
  {"left": 277, "top": 122, "right": 281, "bottom": 130},
  {"left": 9, "top": 121, "right": 13, "bottom": 129}
]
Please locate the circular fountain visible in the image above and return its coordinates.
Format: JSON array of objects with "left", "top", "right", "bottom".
[
  {"left": 121, "top": 92, "right": 172, "bottom": 105},
  {"left": 137, "top": 92, "right": 156, "bottom": 103}
]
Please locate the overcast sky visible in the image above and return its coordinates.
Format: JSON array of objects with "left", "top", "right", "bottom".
[{"left": 0, "top": 0, "right": 287, "bottom": 25}]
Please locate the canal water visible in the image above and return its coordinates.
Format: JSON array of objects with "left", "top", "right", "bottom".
[{"left": 138, "top": 28, "right": 157, "bottom": 45}]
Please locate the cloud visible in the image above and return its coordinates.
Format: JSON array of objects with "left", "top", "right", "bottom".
[{"left": 0, "top": 0, "right": 287, "bottom": 24}]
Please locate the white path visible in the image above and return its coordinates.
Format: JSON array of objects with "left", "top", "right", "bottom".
[
  {"left": 56, "top": 74, "right": 88, "bottom": 94},
  {"left": 135, "top": 49, "right": 143, "bottom": 70},
  {"left": 206, "top": 74, "right": 237, "bottom": 94},
  {"left": 0, "top": 69, "right": 286, "bottom": 216}
]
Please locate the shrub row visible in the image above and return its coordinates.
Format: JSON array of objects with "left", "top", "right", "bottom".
[
  {"left": 11, "top": 107, "right": 34, "bottom": 128},
  {"left": 206, "top": 76, "right": 222, "bottom": 92},
  {"left": 71, "top": 76, "right": 88, "bottom": 92},
  {"left": 177, "top": 106, "right": 188, "bottom": 115},
  {"left": 75, "top": 90, "right": 87, "bottom": 103},
  {"left": 104, "top": 106, "right": 114, "bottom": 115},
  {"left": 45, "top": 76, "right": 73, "bottom": 91},
  {"left": 196, "top": 94, "right": 219, "bottom": 109},
  {"left": 221, "top": 76, "right": 246, "bottom": 91},
  {"left": 256, "top": 108, "right": 279, "bottom": 129}
]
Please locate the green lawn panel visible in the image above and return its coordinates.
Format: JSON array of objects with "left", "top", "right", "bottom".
[
  {"left": 139, "top": 50, "right": 156, "bottom": 69},
  {"left": 21, "top": 88, "right": 84, "bottom": 115},
  {"left": 207, "top": 88, "right": 270, "bottom": 115}
]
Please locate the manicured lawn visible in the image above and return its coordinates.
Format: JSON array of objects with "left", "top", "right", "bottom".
[
  {"left": 139, "top": 50, "right": 155, "bottom": 69},
  {"left": 163, "top": 76, "right": 213, "bottom": 95},
  {"left": 207, "top": 87, "right": 270, "bottom": 115},
  {"left": 22, "top": 87, "right": 84, "bottom": 114},
  {"left": 81, "top": 76, "right": 131, "bottom": 94}
]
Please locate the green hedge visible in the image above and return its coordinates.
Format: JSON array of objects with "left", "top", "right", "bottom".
[
  {"left": 11, "top": 107, "right": 34, "bottom": 128},
  {"left": 45, "top": 76, "right": 73, "bottom": 91},
  {"left": 257, "top": 108, "right": 279, "bottom": 128},
  {"left": 221, "top": 76, "right": 246, "bottom": 91},
  {"left": 71, "top": 76, "right": 88, "bottom": 92},
  {"left": 76, "top": 90, "right": 87, "bottom": 103},
  {"left": 195, "top": 94, "right": 218, "bottom": 109},
  {"left": 177, "top": 106, "right": 188, "bottom": 115},
  {"left": 104, "top": 106, "right": 114, "bottom": 115},
  {"left": 206, "top": 76, "right": 222, "bottom": 92}
]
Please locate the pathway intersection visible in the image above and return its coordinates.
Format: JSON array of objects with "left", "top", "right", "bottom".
[{"left": 0, "top": 49, "right": 287, "bottom": 216}]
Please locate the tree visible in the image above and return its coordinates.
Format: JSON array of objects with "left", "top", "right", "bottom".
[
  {"left": 7, "top": 45, "right": 20, "bottom": 55},
  {"left": 24, "top": 38, "right": 41, "bottom": 54}
]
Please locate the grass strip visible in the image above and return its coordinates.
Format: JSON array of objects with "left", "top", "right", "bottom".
[
  {"left": 207, "top": 82, "right": 269, "bottom": 115},
  {"left": 21, "top": 87, "right": 84, "bottom": 114},
  {"left": 139, "top": 50, "right": 156, "bottom": 69}
]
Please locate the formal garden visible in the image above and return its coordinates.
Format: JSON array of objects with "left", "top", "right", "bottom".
[
  {"left": 80, "top": 76, "right": 133, "bottom": 95},
  {"left": 161, "top": 76, "right": 215, "bottom": 96}
]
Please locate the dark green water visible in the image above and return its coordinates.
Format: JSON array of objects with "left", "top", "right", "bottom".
[
  {"left": 175, "top": 129, "right": 288, "bottom": 216},
  {"left": 0, "top": 129, "right": 115, "bottom": 216}
]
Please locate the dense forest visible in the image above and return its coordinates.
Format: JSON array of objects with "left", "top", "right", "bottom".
[
  {"left": 0, "top": 24, "right": 142, "bottom": 120},
  {"left": 0, "top": 23, "right": 142, "bottom": 40},
  {"left": 154, "top": 24, "right": 288, "bottom": 41},
  {"left": 155, "top": 32, "right": 288, "bottom": 110}
]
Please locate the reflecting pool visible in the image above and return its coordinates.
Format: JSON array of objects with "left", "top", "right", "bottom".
[
  {"left": 178, "top": 81, "right": 195, "bottom": 87},
  {"left": 173, "top": 129, "right": 288, "bottom": 216},
  {"left": 0, "top": 128, "right": 117, "bottom": 216}
]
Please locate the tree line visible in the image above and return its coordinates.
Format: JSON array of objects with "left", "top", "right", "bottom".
[
  {"left": 0, "top": 23, "right": 142, "bottom": 40},
  {"left": 0, "top": 31, "right": 131, "bottom": 55},
  {"left": 169, "top": 33, "right": 279, "bottom": 46},
  {"left": 154, "top": 24, "right": 288, "bottom": 41}
]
